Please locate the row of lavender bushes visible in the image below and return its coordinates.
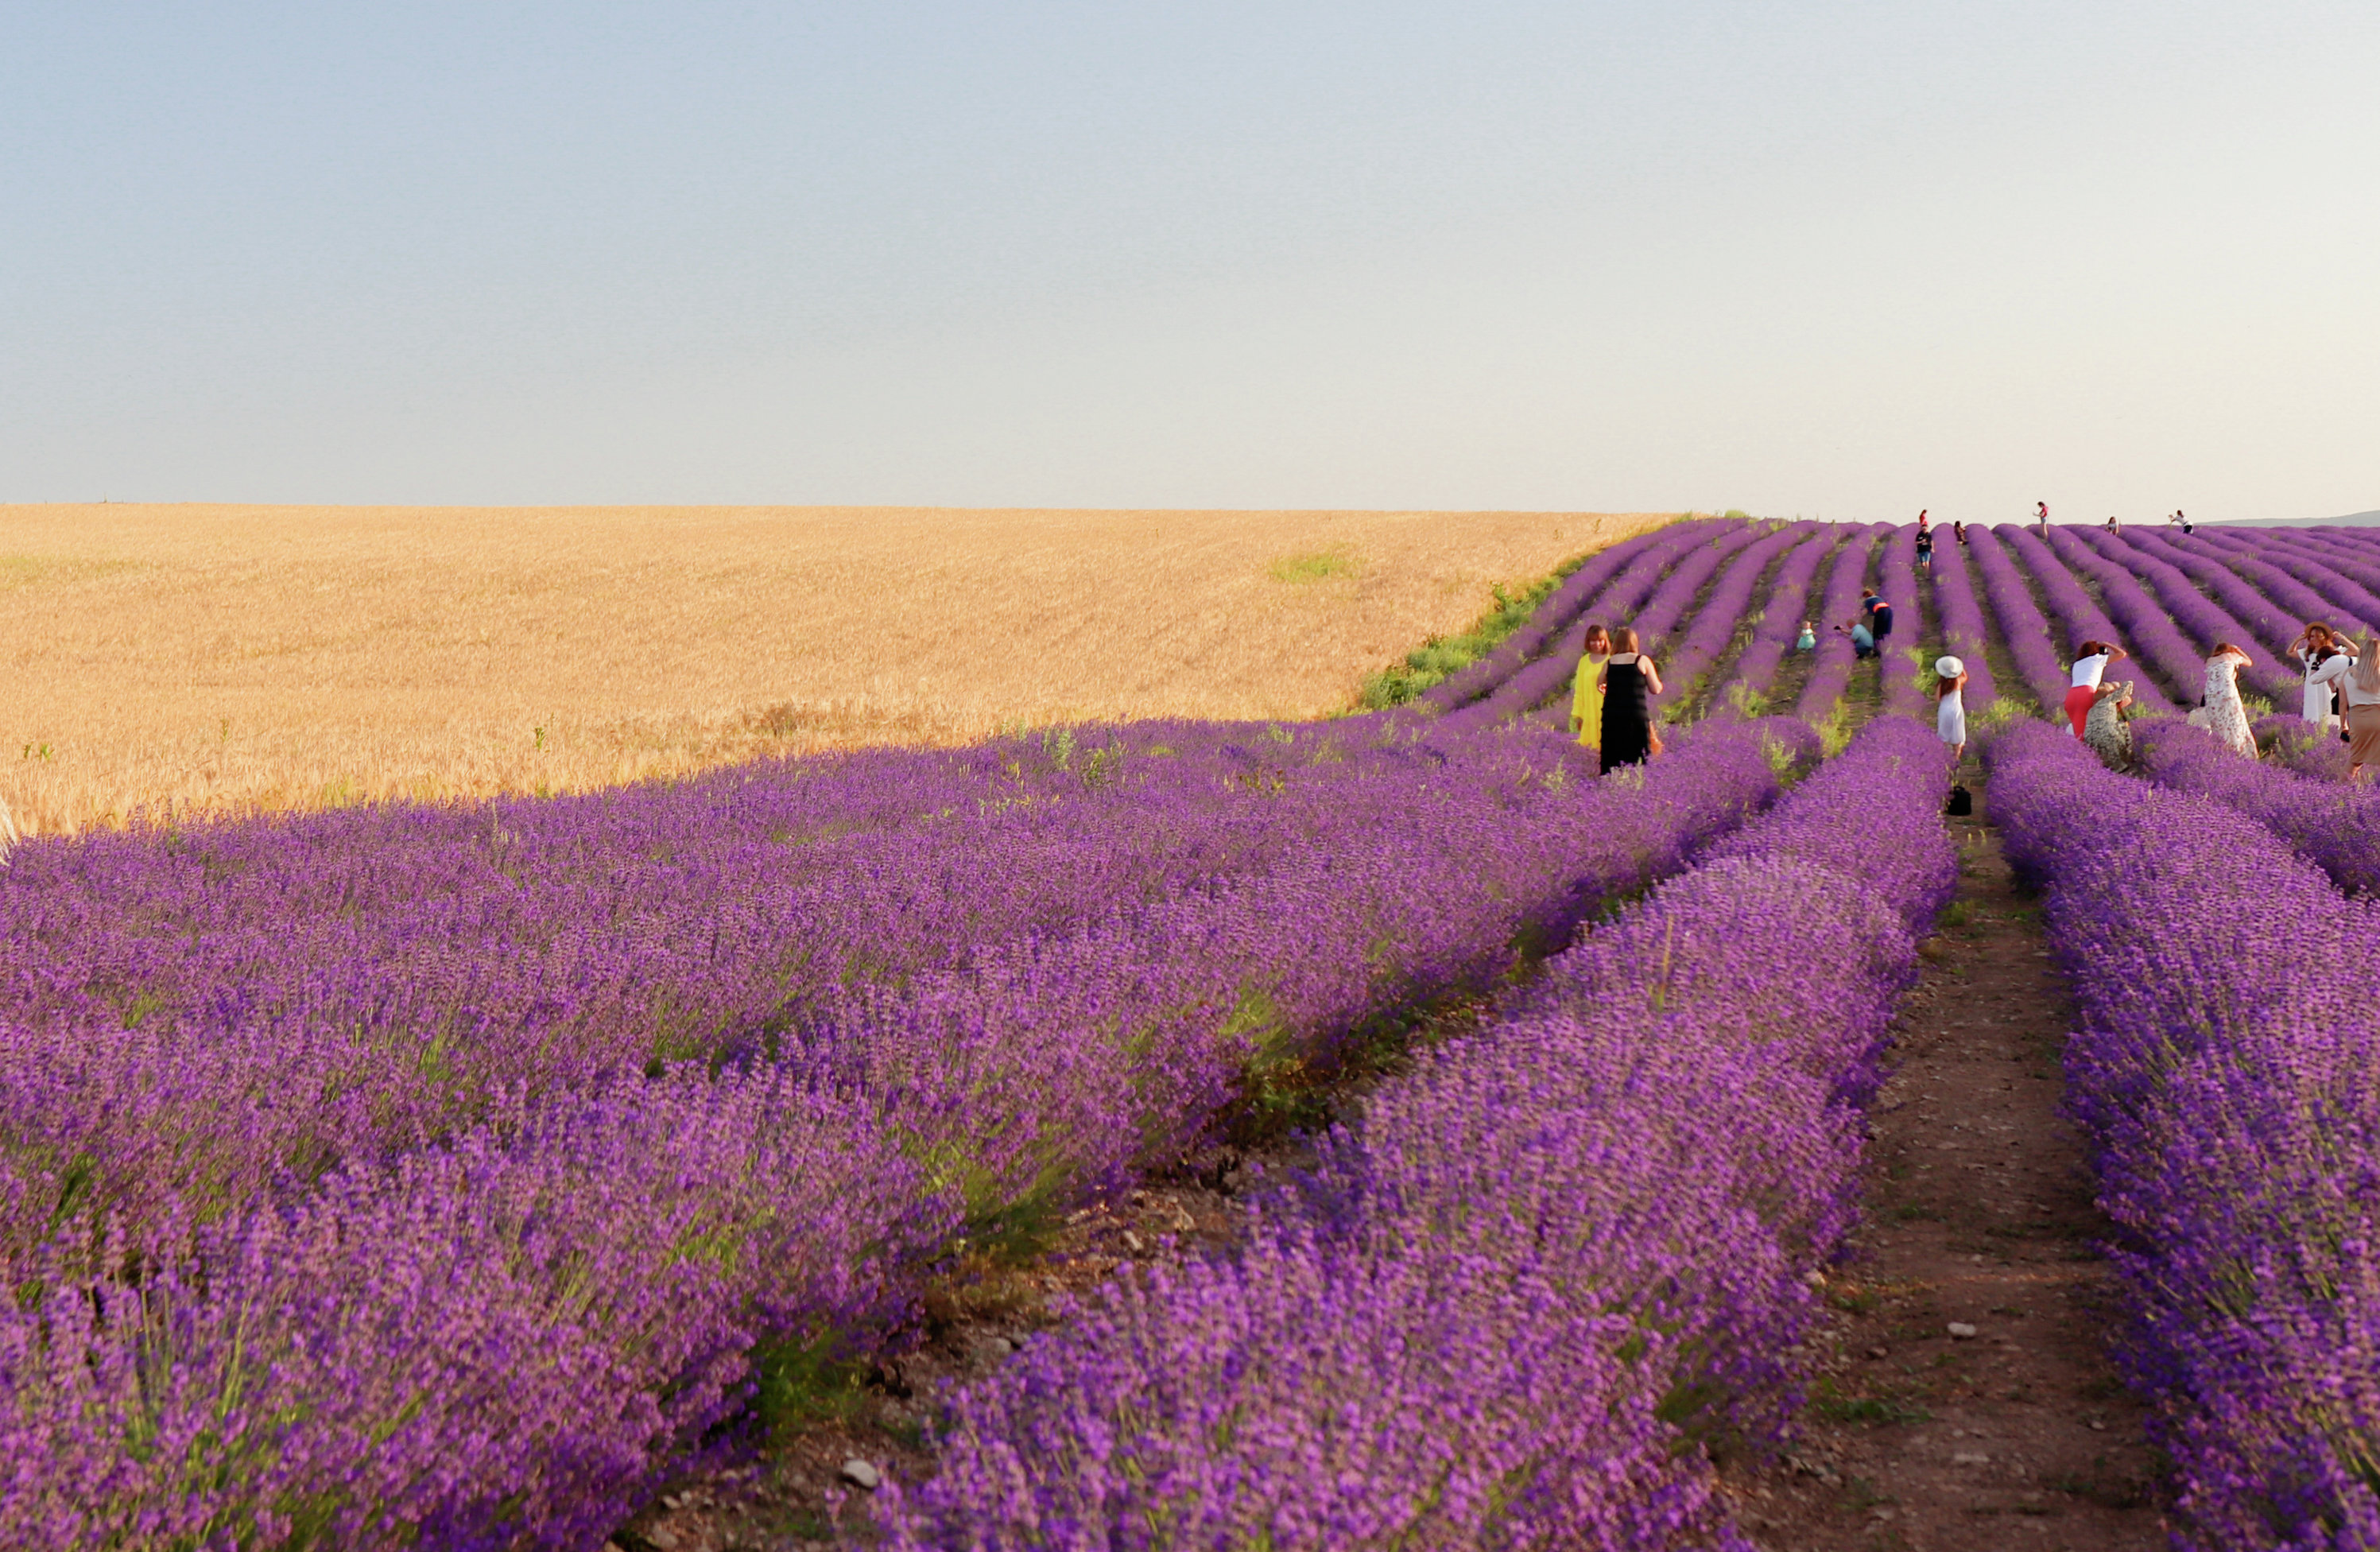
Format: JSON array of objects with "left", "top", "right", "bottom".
[
  {"left": 1997, "top": 526, "right": 2178, "bottom": 716},
  {"left": 1650, "top": 521, "right": 1816, "bottom": 715},
  {"left": 2134, "top": 719, "right": 2380, "bottom": 895},
  {"left": 1793, "top": 523, "right": 1886, "bottom": 731},
  {"left": 2074, "top": 527, "right": 2296, "bottom": 701},
  {"left": 1987, "top": 719, "right": 2380, "bottom": 1547},
  {"left": 879, "top": 718, "right": 1957, "bottom": 1550},
  {"left": 1437, "top": 522, "right": 1773, "bottom": 737},
  {"left": 1721, "top": 526, "right": 1843, "bottom": 714},
  {"left": 1417, "top": 520, "right": 1729, "bottom": 716},
  {"left": 0, "top": 718, "right": 1814, "bottom": 1548},
  {"left": 1925, "top": 525, "right": 1999, "bottom": 712},
  {"left": 1868, "top": 525, "right": 1926, "bottom": 717},
  {"left": 0, "top": 717, "right": 1563, "bottom": 1265}
]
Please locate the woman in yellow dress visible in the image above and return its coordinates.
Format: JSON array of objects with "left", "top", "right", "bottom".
[{"left": 1570, "top": 624, "right": 1612, "bottom": 750}]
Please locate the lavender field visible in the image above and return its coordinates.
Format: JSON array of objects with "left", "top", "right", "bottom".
[{"left": 12, "top": 516, "right": 2380, "bottom": 1550}]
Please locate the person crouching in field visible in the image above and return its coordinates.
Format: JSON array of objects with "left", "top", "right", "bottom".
[
  {"left": 1595, "top": 627, "right": 1663, "bottom": 775},
  {"left": 1570, "top": 623, "right": 1612, "bottom": 751},
  {"left": 2084, "top": 680, "right": 2137, "bottom": 770},
  {"left": 1836, "top": 617, "right": 1875, "bottom": 658},
  {"left": 2064, "top": 640, "right": 2128, "bottom": 736},
  {"left": 1863, "top": 589, "right": 1894, "bottom": 652}
]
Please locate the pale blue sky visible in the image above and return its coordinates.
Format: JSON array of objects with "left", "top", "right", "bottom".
[{"left": 5, "top": 2, "right": 2374, "bottom": 521}]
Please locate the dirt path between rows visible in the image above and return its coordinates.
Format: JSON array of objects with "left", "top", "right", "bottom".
[{"left": 1729, "top": 782, "right": 2167, "bottom": 1550}]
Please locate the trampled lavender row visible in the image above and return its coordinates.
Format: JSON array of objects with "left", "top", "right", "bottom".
[{"left": 878, "top": 718, "right": 1956, "bottom": 1550}]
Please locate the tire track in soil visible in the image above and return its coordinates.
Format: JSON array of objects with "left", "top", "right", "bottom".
[{"left": 1728, "top": 782, "right": 2167, "bottom": 1551}]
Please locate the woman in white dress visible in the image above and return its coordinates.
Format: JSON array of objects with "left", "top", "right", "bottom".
[
  {"left": 1935, "top": 655, "right": 1968, "bottom": 762},
  {"left": 2289, "top": 623, "right": 2350, "bottom": 734},
  {"left": 2188, "top": 642, "right": 2256, "bottom": 755}
]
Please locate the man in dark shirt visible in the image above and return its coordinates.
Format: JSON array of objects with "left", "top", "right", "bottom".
[{"left": 1865, "top": 590, "right": 1895, "bottom": 649}]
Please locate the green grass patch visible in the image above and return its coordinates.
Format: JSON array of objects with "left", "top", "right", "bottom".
[
  {"left": 1808, "top": 1376, "right": 1931, "bottom": 1426},
  {"left": 1355, "top": 522, "right": 1686, "bottom": 711},
  {"left": 1267, "top": 547, "right": 1361, "bottom": 584}
]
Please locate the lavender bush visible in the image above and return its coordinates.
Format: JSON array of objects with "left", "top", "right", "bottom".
[
  {"left": 1723, "top": 526, "right": 1843, "bottom": 714},
  {"left": 2117, "top": 527, "right": 2304, "bottom": 663},
  {"left": 1998, "top": 526, "right": 2176, "bottom": 715},
  {"left": 880, "top": 720, "right": 1956, "bottom": 1550},
  {"left": 1793, "top": 523, "right": 1886, "bottom": 730},
  {"left": 1658, "top": 522, "right": 1815, "bottom": 712},
  {"left": 2131, "top": 718, "right": 2380, "bottom": 896},
  {"left": 1967, "top": 526, "right": 2068, "bottom": 713},
  {"left": 0, "top": 716, "right": 1814, "bottom": 1547},
  {"left": 2093, "top": 529, "right": 2298, "bottom": 701},
  {"left": 1925, "top": 526, "right": 1998, "bottom": 712},
  {"left": 1987, "top": 720, "right": 2380, "bottom": 1547},
  {"left": 1421, "top": 521, "right": 1734, "bottom": 717},
  {"left": 2050, "top": 526, "right": 2222, "bottom": 704},
  {"left": 2197, "top": 528, "right": 2376, "bottom": 639}
]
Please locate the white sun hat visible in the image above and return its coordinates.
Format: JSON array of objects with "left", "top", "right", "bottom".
[{"left": 1936, "top": 655, "right": 1964, "bottom": 677}]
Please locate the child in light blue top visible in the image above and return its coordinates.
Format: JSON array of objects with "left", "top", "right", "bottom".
[{"left": 1795, "top": 620, "right": 1817, "bottom": 652}]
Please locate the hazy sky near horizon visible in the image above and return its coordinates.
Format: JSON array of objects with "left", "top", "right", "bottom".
[{"left": 5, "top": 2, "right": 2376, "bottom": 521}]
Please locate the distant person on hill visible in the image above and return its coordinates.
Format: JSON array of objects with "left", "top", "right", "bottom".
[
  {"left": 1570, "top": 623, "right": 1613, "bottom": 751},
  {"left": 1952, "top": 518, "right": 1968, "bottom": 546},
  {"left": 2083, "top": 680, "right": 2138, "bottom": 770},
  {"left": 2291, "top": 623, "right": 2351, "bottom": 735},
  {"left": 1795, "top": 619, "right": 1817, "bottom": 652},
  {"left": 1935, "top": 655, "right": 1969, "bottom": 762},
  {"left": 2184, "top": 642, "right": 2255, "bottom": 755},
  {"left": 2169, "top": 510, "right": 2195, "bottom": 535},
  {"left": 2037, "top": 501, "right": 2050, "bottom": 534},
  {"left": 1595, "top": 627, "right": 1664, "bottom": 774},
  {"left": 2064, "top": 640, "right": 2130, "bottom": 737},
  {"left": 1913, "top": 524, "right": 1935, "bottom": 572},
  {"left": 1916, "top": 509, "right": 1932, "bottom": 534},
  {"left": 2107, "top": 514, "right": 2120, "bottom": 531}
]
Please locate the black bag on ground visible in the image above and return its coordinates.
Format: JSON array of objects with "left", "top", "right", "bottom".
[{"left": 1945, "top": 785, "right": 1973, "bottom": 817}]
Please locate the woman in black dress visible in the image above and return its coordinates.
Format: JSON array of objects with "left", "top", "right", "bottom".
[{"left": 1595, "top": 627, "right": 1665, "bottom": 774}]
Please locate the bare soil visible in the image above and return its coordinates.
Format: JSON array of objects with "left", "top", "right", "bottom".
[{"left": 1727, "top": 782, "right": 2168, "bottom": 1550}]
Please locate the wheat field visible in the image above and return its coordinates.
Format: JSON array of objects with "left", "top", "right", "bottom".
[{"left": 0, "top": 503, "right": 1674, "bottom": 833}]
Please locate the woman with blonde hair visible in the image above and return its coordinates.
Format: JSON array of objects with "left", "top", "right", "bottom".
[
  {"left": 2314, "top": 634, "right": 2380, "bottom": 780},
  {"left": 1595, "top": 627, "right": 1664, "bottom": 774},
  {"left": 1569, "top": 624, "right": 1612, "bottom": 751}
]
